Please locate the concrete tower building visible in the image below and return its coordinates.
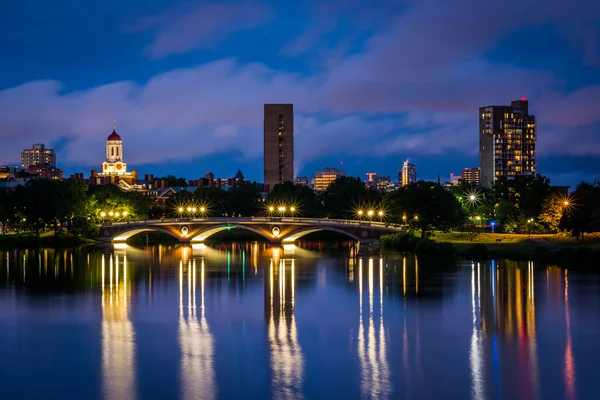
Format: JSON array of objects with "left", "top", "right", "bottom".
[{"left": 264, "top": 104, "right": 294, "bottom": 191}]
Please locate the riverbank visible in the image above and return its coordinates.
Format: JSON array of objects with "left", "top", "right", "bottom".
[
  {"left": 381, "top": 232, "right": 600, "bottom": 265},
  {"left": 0, "top": 233, "right": 96, "bottom": 248}
]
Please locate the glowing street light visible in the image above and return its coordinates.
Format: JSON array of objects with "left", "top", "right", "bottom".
[
  {"left": 108, "top": 211, "right": 114, "bottom": 217},
  {"left": 378, "top": 211, "right": 384, "bottom": 217},
  {"left": 290, "top": 206, "right": 296, "bottom": 213},
  {"left": 122, "top": 211, "right": 128, "bottom": 217},
  {"left": 367, "top": 210, "right": 374, "bottom": 217},
  {"left": 100, "top": 212, "right": 106, "bottom": 218}
]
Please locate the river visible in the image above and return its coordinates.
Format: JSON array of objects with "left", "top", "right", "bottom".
[{"left": 0, "top": 243, "right": 599, "bottom": 399}]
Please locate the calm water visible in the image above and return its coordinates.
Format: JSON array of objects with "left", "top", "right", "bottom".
[{"left": 0, "top": 243, "right": 599, "bottom": 400}]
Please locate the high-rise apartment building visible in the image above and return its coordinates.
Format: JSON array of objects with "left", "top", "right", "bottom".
[
  {"left": 461, "top": 167, "right": 481, "bottom": 186},
  {"left": 264, "top": 104, "right": 294, "bottom": 191},
  {"left": 479, "top": 98, "right": 536, "bottom": 188},
  {"left": 21, "top": 143, "right": 56, "bottom": 169},
  {"left": 314, "top": 167, "right": 346, "bottom": 191},
  {"left": 400, "top": 161, "right": 417, "bottom": 186}
]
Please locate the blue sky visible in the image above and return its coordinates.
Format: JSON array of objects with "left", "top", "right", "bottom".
[{"left": 1, "top": 0, "right": 599, "bottom": 185}]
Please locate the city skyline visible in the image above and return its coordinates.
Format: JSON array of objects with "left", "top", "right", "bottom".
[{"left": 1, "top": 0, "right": 599, "bottom": 186}]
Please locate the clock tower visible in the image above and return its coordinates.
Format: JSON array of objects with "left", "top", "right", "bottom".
[{"left": 100, "top": 125, "right": 128, "bottom": 176}]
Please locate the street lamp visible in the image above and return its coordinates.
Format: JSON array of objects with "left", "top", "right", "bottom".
[
  {"left": 378, "top": 211, "right": 384, "bottom": 218},
  {"left": 278, "top": 206, "right": 286, "bottom": 216},
  {"left": 490, "top": 220, "right": 495, "bottom": 234},
  {"left": 527, "top": 218, "right": 533, "bottom": 237},
  {"left": 367, "top": 210, "right": 374, "bottom": 218},
  {"left": 357, "top": 210, "right": 364, "bottom": 220}
]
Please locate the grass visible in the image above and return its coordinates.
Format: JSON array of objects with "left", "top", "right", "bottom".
[{"left": 428, "top": 231, "right": 600, "bottom": 259}]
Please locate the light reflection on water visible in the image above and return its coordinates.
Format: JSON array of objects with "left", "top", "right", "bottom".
[{"left": 0, "top": 244, "right": 597, "bottom": 399}]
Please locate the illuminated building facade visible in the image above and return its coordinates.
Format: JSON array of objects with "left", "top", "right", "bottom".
[
  {"left": 100, "top": 126, "right": 129, "bottom": 176},
  {"left": 461, "top": 167, "right": 481, "bottom": 186},
  {"left": 264, "top": 104, "right": 294, "bottom": 191},
  {"left": 21, "top": 143, "right": 56, "bottom": 169},
  {"left": 314, "top": 167, "right": 346, "bottom": 191},
  {"left": 479, "top": 99, "right": 536, "bottom": 188},
  {"left": 400, "top": 161, "right": 416, "bottom": 186}
]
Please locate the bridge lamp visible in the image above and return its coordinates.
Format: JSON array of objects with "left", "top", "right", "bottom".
[
  {"left": 378, "top": 211, "right": 384, "bottom": 217},
  {"left": 100, "top": 212, "right": 106, "bottom": 218},
  {"left": 357, "top": 210, "right": 364, "bottom": 216},
  {"left": 200, "top": 206, "right": 206, "bottom": 213},
  {"left": 187, "top": 207, "right": 192, "bottom": 213},
  {"left": 122, "top": 211, "right": 128, "bottom": 217},
  {"left": 367, "top": 210, "right": 374, "bottom": 217},
  {"left": 192, "top": 207, "right": 197, "bottom": 213},
  {"left": 289, "top": 206, "right": 296, "bottom": 213},
  {"left": 108, "top": 211, "right": 114, "bottom": 217},
  {"left": 278, "top": 206, "right": 286, "bottom": 213},
  {"left": 268, "top": 206, "right": 275, "bottom": 212},
  {"left": 178, "top": 207, "right": 184, "bottom": 213}
]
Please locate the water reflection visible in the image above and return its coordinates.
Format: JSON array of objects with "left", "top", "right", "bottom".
[
  {"left": 266, "top": 247, "right": 304, "bottom": 399},
  {"left": 472, "top": 260, "right": 540, "bottom": 399},
  {"left": 0, "top": 245, "right": 596, "bottom": 399},
  {"left": 358, "top": 258, "right": 391, "bottom": 399},
  {"left": 101, "top": 251, "right": 136, "bottom": 400},
  {"left": 179, "top": 256, "right": 216, "bottom": 400}
]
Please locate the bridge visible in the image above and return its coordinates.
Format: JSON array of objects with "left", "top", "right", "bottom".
[{"left": 98, "top": 217, "right": 404, "bottom": 244}]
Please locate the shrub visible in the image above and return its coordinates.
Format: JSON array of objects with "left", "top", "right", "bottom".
[{"left": 466, "top": 243, "right": 488, "bottom": 258}]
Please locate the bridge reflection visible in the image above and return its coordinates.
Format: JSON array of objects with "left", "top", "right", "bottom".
[
  {"left": 357, "top": 258, "right": 391, "bottom": 398},
  {"left": 179, "top": 258, "right": 216, "bottom": 400},
  {"left": 265, "top": 247, "right": 304, "bottom": 399},
  {"left": 101, "top": 251, "right": 136, "bottom": 400}
]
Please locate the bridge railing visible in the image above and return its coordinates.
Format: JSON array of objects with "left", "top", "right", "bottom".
[{"left": 102, "top": 217, "right": 401, "bottom": 229}]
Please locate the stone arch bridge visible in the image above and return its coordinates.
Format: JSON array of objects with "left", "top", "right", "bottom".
[{"left": 99, "top": 217, "right": 404, "bottom": 244}]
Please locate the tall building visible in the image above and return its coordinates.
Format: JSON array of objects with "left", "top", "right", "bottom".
[
  {"left": 479, "top": 98, "right": 536, "bottom": 188},
  {"left": 366, "top": 172, "right": 378, "bottom": 183},
  {"left": 314, "top": 167, "right": 346, "bottom": 191},
  {"left": 461, "top": 167, "right": 481, "bottom": 185},
  {"left": 21, "top": 143, "right": 56, "bottom": 169},
  {"left": 264, "top": 104, "right": 294, "bottom": 191},
  {"left": 400, "top": 161, "right": 416, "bottom": 186}
]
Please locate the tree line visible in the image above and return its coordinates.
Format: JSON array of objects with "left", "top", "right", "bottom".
[{"left": 0, "top": 174, "right": 599, "bottom": 240}]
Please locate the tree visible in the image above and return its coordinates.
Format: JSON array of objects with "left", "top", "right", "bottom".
[
  {"left": 322, "top": 177, "right": 381, "bottom": 219},
  {"left": 385, "top": 181, "right": 464, "bottom": 237},
  {"left": 565, "top": 181, "right": 600, "bottom": 242},
  {"left": 157, "top": 175, "right": 188, "bottom": 187},
  {"left": 492, "top": 174, "right": 551, "bottom": 218},
  {"left": 226, "top": 183, "right": 261, "bottom": 217},
  {"left": 0, "top": 189, "right": 14, "bottom": 234},
  {"left": 269, "top": 182, "right": 323, "bottom": 217},
  {"left": 538, "top": 194, "right": 566, "bottom": 233}
]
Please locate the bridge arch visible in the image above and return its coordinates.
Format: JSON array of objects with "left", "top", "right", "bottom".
[
  {"left": 190, "top": 224, "right": 273, "bottom": 242},
  {"left": 281, "top": 227, "right": 362, "bottom": 243},
  {"left": 110, "top": 227, "right": 183, "bottom": 242}
]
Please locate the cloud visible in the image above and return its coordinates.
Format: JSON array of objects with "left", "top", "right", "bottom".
[
  {"left": 1, "top": 0, "right": 600, "bottom": 179},
  {"left": 130, "top": 1, "right": 274, "bottom": 59}
]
